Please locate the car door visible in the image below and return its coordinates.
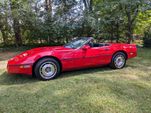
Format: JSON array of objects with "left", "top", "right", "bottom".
[
  {"left": 61, "top": 48, "right": 86, "bottom": 70},
  {"left": 83, "top": 46, "right": 112, "bottom": 66},
  {"left": 72, "top": 49, "right": 87, "bottom": 68}
]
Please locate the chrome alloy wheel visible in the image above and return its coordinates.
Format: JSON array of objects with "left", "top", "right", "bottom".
[
  {"left": 114, "top": 55, "right": 125, "bottom": 68},
  {"left": 39, "top": 62, "right": 57, "bottom": 79}
]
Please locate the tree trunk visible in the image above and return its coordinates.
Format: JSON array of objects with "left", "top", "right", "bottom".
[
  {"left": 125, "top": 5, "right": 139, "bottom": 44},
  {"left": 83, "top": 0, "right": 88, "bottom": 9},
  {"left": 116, "top": 23, "right": 119, "bottom": 43},
  {"left": 127, "top": 21, "right": 133, "bottom": 44},
  {"left": 83, "top": 0, "right": 93, "bottom": 11},
  {"left": 110, "top": 25, "right": 114, "bottom": 43},
  {"left": 45, "top": 0, "right": 52, "bottom": 44},
  {"left": 45, "top": 0, "right": 52, "bottom": 13},
  {"left": 0, "top": 30, "right": 7, "bottom": 46},
  {"left": 9, "top": 0, "right": 22, "bottom": 47},
  {"left": 89, "top": 0, "right": 93, "bottom": 11},
  {"left": 13, "top": 19, "right": 22, "bottom": 47},
  {"left": 127, "top": 33, "right": 132, "bottom": 44}
]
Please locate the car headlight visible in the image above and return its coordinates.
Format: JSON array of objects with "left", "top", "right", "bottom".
[
  {"left": 19, "top": 52, "right": 28, "bottom": 58},
  {"left": 22, "top": 53, "right": 28, "bottom": 57}
]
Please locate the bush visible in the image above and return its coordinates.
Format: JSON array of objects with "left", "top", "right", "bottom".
[{"left": 143, "top": 27, "right": 151, "bottom": 48}]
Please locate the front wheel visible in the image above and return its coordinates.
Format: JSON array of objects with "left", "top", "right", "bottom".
[
  {"left": 34, "top": 58, "right": 61, "bottom": 80},
  {"left": 110, "top": 52, "right": 126, "bottom": 69}
]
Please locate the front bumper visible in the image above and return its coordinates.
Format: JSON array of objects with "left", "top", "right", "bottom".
[{"left": 7, "top": 64, "right": 33, "bottom": 75}]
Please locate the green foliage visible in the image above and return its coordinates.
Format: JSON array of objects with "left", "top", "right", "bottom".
[
  {"left": 0, "top": 0, "right": 151, "bottom": 47},
  {"left": 135, "top": 10, "right": 151, "bottom": 34}
]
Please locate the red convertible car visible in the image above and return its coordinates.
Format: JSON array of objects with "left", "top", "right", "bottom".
[{"left": 7, "top": 37, "right": 137, "bottom": 80}]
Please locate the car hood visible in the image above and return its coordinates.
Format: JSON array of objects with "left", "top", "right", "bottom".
[
  {"left": 24, "top": 46, "right": 71, "bottom": 54},
  {"left": 8, "top": 46, "right": 72, "bottom": 65}
]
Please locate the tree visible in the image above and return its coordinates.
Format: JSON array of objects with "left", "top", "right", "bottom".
[
  {"left": 83, "top": 0, "right": 93, "bottom": 11},
  {"left": 0, "top": 0, "right": 151, "bottom": 47},
  {"left": 134, "top": 10, "right": 151, "bottom": 34},
  {"left": 45, "top": 0, "right": 52, "bottom": 12},
  {"left": 93, "top": 0, "right": 125, "bottom": 42},
  {"left": 9, "top": 0, "right": 23, "bottom": 47},
  {"left": 0, "top": 2, "right": 8, "bottom": 45},
  {"left": 143, "top": 26, "right": 151, "bottom": 47},
  {"left": 120, "top": 0, "right": 151, "bottom": 43}
]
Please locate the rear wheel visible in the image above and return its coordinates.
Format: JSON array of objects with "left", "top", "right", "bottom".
[
  {"left": 110, "top": 52, "right": 126, "bottom": 69},
  {"left": 34, "top": 58, "right": 61, "bottom": 80}
]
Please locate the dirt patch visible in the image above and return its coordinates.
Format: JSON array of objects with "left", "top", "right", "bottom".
[
  {"left": 0, "top": 60, "right": 7, "bottom": 70},
  {"left": 0, "top": 51, "right": 21, "bottom": 61},
  {"left": 0, "top": 51, "right": 21, "bottom": 70}
]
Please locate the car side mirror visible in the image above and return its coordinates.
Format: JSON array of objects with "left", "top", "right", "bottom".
[{"left": 82, "top": 45, "right": 90, "bottom": 50}]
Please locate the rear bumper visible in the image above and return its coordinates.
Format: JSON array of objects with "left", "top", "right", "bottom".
[{"left": 7, "top": 64, "right": 33, "bottom": 75}]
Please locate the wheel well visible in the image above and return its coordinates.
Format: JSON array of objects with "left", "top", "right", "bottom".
[
  {"left": 112, "top": 51, "right": 128, "bottom": 60},
  {"left": 32, "top": 56, "right": 62, "bottom": 76}
]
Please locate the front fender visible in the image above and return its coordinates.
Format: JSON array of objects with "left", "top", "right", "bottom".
[{"left": 22, "top": 51, "right": 59, "bottom": 65}]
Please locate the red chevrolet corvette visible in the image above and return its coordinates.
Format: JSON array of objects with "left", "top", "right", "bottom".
[{"left": 7, "top": 37, "right": 137, "bottom": 80}]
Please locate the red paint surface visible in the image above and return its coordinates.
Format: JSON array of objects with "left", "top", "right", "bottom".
[{"left": 7, "top": 43, "right": 137, "bottom": 75}]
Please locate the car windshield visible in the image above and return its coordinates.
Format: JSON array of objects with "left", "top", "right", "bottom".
[{"left": 64, "top": 37, "right": 90, "bottom": 49}]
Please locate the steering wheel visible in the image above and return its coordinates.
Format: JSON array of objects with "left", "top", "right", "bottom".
[{"left": 88, "top": 40, "right": 94, "bottom": 47}]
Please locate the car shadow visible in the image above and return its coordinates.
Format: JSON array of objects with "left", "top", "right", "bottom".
[
  {"left": 0, "top": 65, "right": 133, "bottom": 85},
  {"left": 60, "top": 66, "right": 112, "bottom": 79},
  {"left": 60, "top": 64, "right": 135, "bottom": 79},
  {"left": 0, "top": 66, "right": 114, "bottom": 85}
]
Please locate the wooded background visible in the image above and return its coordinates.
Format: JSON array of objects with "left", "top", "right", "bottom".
[{"left": 0, "top": 0, "right": 151, "bottom": 47}]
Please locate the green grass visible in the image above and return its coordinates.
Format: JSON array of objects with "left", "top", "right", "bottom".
[{"left": 0, "top": 48, "right": 151, "bottom": 113}]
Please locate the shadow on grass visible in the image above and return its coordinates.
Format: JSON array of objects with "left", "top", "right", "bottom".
[
  {"left": 59, "top": 64, "right": 138, "bottom": 80},
  {"left": 0, "top": 72, "right": 38, "bottom": 85},
  {"left": 0, "top": 66, "right": 113, "bottom": 85},
  {"left": 60, "top": 66, "right": 112, "bottom": 79},
  {"left": 0, "top": 64, "right": 138, "bottom": 85}
]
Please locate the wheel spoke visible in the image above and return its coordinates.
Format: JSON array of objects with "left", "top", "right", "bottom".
[
  {"left": 115, "top": 55, "right": 125, "bottom": 68},
  {"left": 39, "top": 62, "right": 57, "bottom": 79}
]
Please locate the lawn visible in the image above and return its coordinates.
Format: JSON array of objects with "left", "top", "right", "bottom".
[{"left": 0, "top": 48, "right": 151, "bottom": 113}]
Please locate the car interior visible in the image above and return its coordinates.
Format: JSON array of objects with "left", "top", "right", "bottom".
[{"left": 88, "top": 41, "right": 110, "bottom": 48}]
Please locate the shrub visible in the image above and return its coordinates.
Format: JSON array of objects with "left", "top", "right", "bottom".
[{"left": 143, "top": 27, "right": 151, "bottom": 48}]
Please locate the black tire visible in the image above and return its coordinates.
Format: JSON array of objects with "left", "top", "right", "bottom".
[
  {"left": 110, "top": 52, "right": 126, "bottom": 69},
  {"left": 34, "top": 58, "right": 61, "bottom": 80}
]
